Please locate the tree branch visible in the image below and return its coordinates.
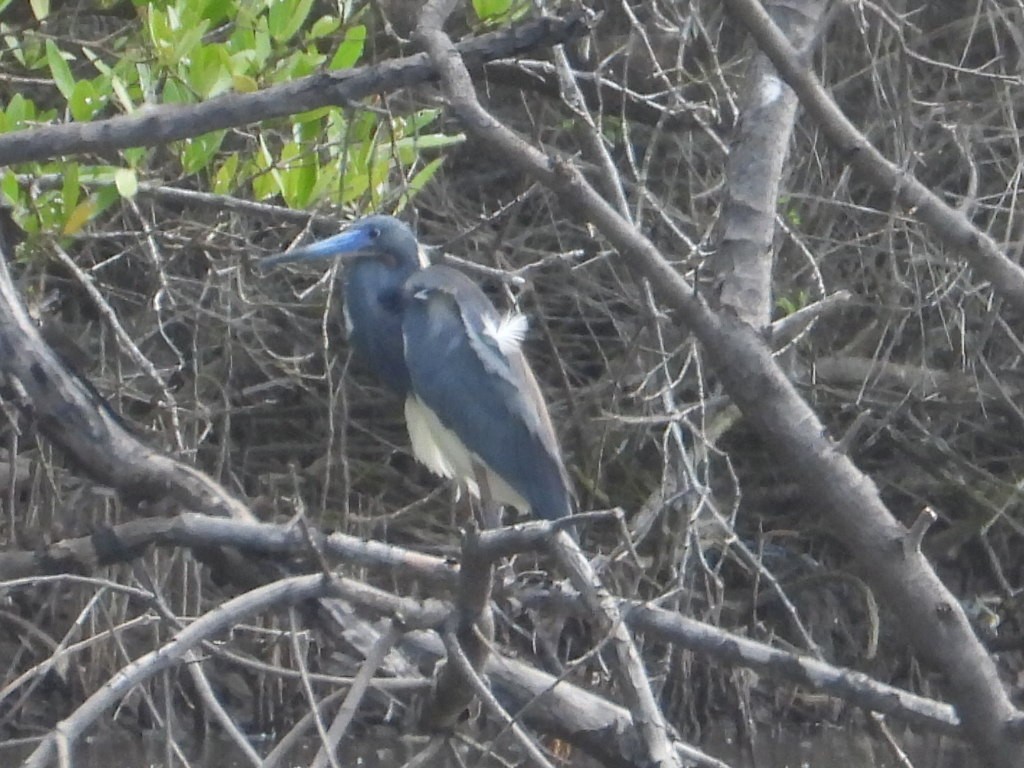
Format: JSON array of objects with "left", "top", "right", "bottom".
[
  {"left": 712, "top": 0, "right": 825, "bottom": 328},
  {"left": 0, "top": 12, "right": 588, "bottom": 166},
  {"left": 1, "top": 514, "right": 967, "bottom": 742},
  {"left": 0, "top": 209, "right": 254, "bottom": 523},
  {"left": 722, "top": 0, "right": 1024, "bottom": 316},
  {"left": 421, "top": 524, "right": 495, "bottom": 730},
  {"left": 405, "top": 5, "right": 1024, "bottom": 765},
  {"left": 414, "top": 7, "right": 687, "bottom": 765},
  {"left": 22, "top": 573, "right": 445, "bottom": 768}
]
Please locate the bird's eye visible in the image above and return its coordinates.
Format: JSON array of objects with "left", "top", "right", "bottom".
[{"left": 369, "top": 227, "right": 381, "bottom": 239}]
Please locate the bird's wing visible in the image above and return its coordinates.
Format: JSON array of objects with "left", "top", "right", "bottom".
[{"left": 402, "top": 270, "right": 572, "bottom": 520}]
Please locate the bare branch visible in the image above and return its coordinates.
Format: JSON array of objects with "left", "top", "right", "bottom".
[
  {"left": 307, "top": 621, "right": 402, "bottom": 768},
  {"left": 1, "top": 515, "right": 970, "bottom": 741},
  {"left": 422, "top": 524, "right": 495, "bottom": 731},
  {"left": 404, "top": 5, "right": 1024, "bottom": 764},
  {"left": 22, "top": 575, "right": 344, "bottom": 768},
  {"left": 723, "top": 0, "right": 1024, "bottom": 316},
  {"left": 712, "top": 0, "right": 825, "bottom": 328},
  {"left": 0, "top": 209, "right": 254, "bottom": 523},
  {"left": 441, "top": 627, "right": 556, "bottom": 768},
  {"left": 0, "top": 12, "right": 588, "bottom": 166}
]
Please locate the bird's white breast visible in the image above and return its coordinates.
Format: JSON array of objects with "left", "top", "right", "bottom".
[{"left": 404, "top": 395, "right": 530, "bottom": 515}]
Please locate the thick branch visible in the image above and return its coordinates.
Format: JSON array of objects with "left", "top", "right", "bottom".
[
  {"left": 406, "top": 8, "right": 1024, "bottom": 766},
  {"left": 0, "top": 211, "right": 253, "bottom": 522},
  {"left": 0, "top": 12, "right": 587, "bottom": 167},
  {"left": 0, "top": 512, "right": 459, "bottom": 584},
  {"left": 21, "top": 573, "right": 446, "bottom": 768},
  {"left": 415, "top": 8, "right": 684, "bottom": 766},
  {"left": 401, "top": 631, "right": 731, "bottom": 768},
  {"left": 421, "top": 525, "right": 495, "bottom": 730},
  {"left": 441, "top": 628, "right": 557, "bottom": 768},
  {"left": 723, "top": 0, "right": 1024, "bottom": 316},
  {"left": 1, "top": 514, "right": 966, "bottom": 739},
  {"left": 526, "top": 590, "right": 960, "bottom": 736},
  {"left": 712, "top": 0, "right": 824, "bottom": 328}
]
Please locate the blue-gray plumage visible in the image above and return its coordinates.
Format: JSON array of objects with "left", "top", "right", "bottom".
[
  {"left": 402, "top": 265, "right": 574, "bottom": 521},
  {"left": 260, "top": 216, "right": 573, "bottom": 523},
  {"left": 260, "top": 215, "right": 424, "bottom": 396}
]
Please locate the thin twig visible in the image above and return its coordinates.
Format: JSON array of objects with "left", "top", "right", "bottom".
[{"left": 442, "top": 627, "right": 557, "bottom": 768}]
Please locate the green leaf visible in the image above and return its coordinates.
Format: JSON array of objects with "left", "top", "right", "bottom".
[
  {"left": 349, "top": 110, "right": 377, "bottom": 143},
  {"left": 271, "top": 49, "right": 325, "bottom": 82},
  {"left": 114, "top": 168, "right": 138, "bottom": 198},
  {"left": 339, "top": 170, "right": 368, "bottom": 204},
  {"left": 0, "top": 171, "right": 21, "bottom": 207},
  {"left": 121, "top": 147, "right": 147, "bottom": 167},
  {"left": 254, "top": 135, "right": 286, "bottom": 201},
  {"left": 324, "top": 111, "right": 347, "bottom": 145},
  {"left": 30, "top": 0, "right": 49, "bottom": 20},
  {"left": 385, "top": 132, "right": 465, "bottom": 166},
  {"left": 110, "top": 73, "right": 135, "bottom": 112},
  {"left": 69, "top": 80, "right": 108, "bottom": 121},
  {"left": 181, "top": 130, "right": 226, "bottom": 174},
  {"left": 4, "top": 32, "right": 26, "bottom": 67},
  {"left": 162, "top": 78, "right": 194, "bottom": 105},
  {"left": 5, "top": 94, "right": 32, "bottom": 128},
  {"left": 75, "top": 166, "right": 120, "bottom": 185},
  {"left": 280, "top": 141, "right": 317, "bottom": 208},
  {"left": 471, "top": 0, "right": 511, "bottom": 21},
  {"left": 135, "top": 62, "right": 154, "bottom": 100},
  {"left": 61, "top": 164, "right": 80, "bottom": 214},
  {"left": 367, "top": 158, "right": 389, "bottom": 199},
  {"left": 63, "top": 200, "right": 96, "bottom": 235},
  {"left": 329, "top": 24, "right": 365, "bottom": 70},
  {"left": 33, "top": 189, "right": 62, "bottom": 231},
  {"left": 309, "top": 15, "right": 341, "bottom": 40},
  {"left": 251, "top": 22, "right": 273, "bottom": 69},
  {"left": 146, "top": 6, "right": 174, "bottom": 62},
  {"left": 45, "top": 40, "right": 75, "bottom": 100},
  {"left": 408, "top": 157, "right": 445, "bottom": 192},
  {"left": 201, "top": 0, "right": 235, "bottom": 24},
  {"left": 172, "top": 21, "right": 211, "bottom": 62},
  {"left": 309, "top": 162, "right": 339, "bottom": 203},
  {"left": 232, "top": 74, "right": 259, "bottom": 92},
  {"left": 213, "top": 153, "right": 239, "bottom": 195},
  {"left": 268, "top": 0, "right": 315, "bottom": 43},
  {"left": 294, "top": 107, "right": 332, "bottom": 127},
  {"left": 188, "top": 44, "right": 232, "bottom": 98},
  {"left": 401, "top": 108, "right": 442, "bottom": 135},
  {"left": 394, "top": 156, "right": 445, "bottom": 213},
  {"left": 91, "top": 185, "right": 121, "bottom": 220}
]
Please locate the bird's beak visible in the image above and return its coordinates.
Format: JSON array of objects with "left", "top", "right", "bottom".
[{"left": 259, "top": 228, "right": 372, "bottom": 270}]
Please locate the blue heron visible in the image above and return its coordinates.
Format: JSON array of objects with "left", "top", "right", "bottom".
[
  {"left": 260, "top": 216, "right": 574, "bottom": 523},
  {"left": 260, "top": 215, "right": 425, "bottom": 397}
]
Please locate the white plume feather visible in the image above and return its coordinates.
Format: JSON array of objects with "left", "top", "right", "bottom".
[{"left": 485, "top": 312, "right": 529, "bottom": 355}]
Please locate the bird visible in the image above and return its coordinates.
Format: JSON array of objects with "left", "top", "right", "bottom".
[
  {"left": 260, "top": 214, "right": 425, "bottom": 397},
  {"left": 260, "top": 215, "right": 574, "bottom": 523}
]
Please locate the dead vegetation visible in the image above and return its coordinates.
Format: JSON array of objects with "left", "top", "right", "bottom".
[{"left": 1, "top": 0, "right": 1023, "bottom": 766}]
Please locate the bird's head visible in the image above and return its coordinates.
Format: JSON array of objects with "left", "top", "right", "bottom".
[
  {"left": 259, "top": 215, "right": 423, "bottom": 395},
  {"left": 259, "top": 215, "right": 426, "bottom": 274}
]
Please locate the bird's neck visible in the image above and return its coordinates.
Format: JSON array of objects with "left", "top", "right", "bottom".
[{"left": 342, "top": 263, "right": 413, "bottom": 395}]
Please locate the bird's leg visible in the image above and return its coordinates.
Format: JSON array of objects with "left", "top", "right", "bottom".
[
  {"left": 472, "top": 464, "right": 517, "bottom": 592},
  {"left": 471, "top": 464, "right": 502, "bottom": 530}
]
